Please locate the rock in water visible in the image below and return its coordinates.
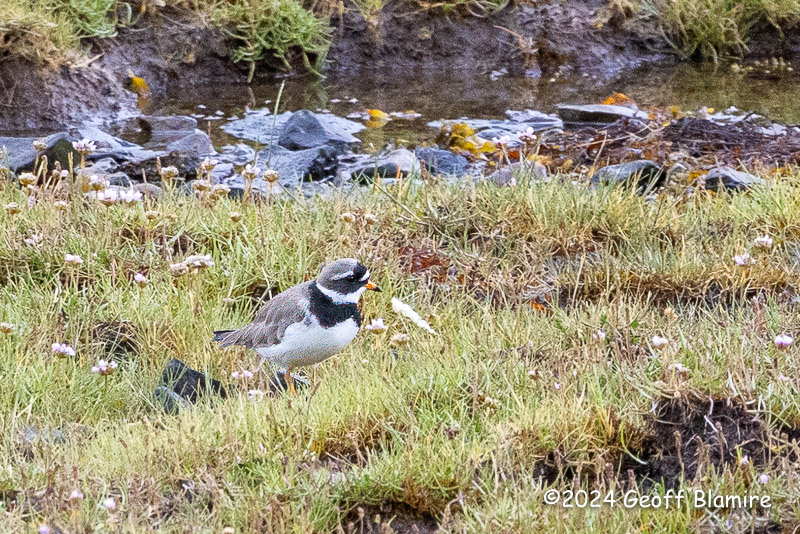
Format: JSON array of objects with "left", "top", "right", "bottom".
[
  {"left": 591, "top": 160, "right": 665, "bottom": 191},
  {"left": 350, "top": 149, "right": 420, "bottom": 182},
  {"left": 0, "top": 133, "right": 78, "bottom": 172},
  {"left": 705, "top": 167, "right": 765, "bottom": 192},
  {"left": 557, "top": 104, "right": 648, "bottom": 126},
  {"left": 155, "top": 358, "right": 227, "bottom": 413},
  {"left": 279, "top": 109, "right": 360, "bottom": 150},
  {"left": 415, "top": 147, "right": 469, "bottom": 176}
]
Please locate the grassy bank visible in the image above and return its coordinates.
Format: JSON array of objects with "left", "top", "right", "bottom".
[{"left": 1, "top": 163, "right": 799, "bottom": 531}]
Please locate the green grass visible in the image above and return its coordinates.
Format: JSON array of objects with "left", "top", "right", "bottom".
[
  {"left": 638, "top": 0, "right": 800, "bottom": 61},
  {"left": 0, "top": 159, "right": 799, "bottom": 531}
]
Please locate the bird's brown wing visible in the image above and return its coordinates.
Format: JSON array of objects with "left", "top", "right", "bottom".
[{"left": 216, "top": 282, "right": 312, "bottom": 349}]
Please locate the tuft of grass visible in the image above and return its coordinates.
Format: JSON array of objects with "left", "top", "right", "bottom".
[
  {"left": 0, "top": 160, "right": 799, "bottom": 531},
  {"left": 640, "top": 0, "right": 800, "bottom": 61}
]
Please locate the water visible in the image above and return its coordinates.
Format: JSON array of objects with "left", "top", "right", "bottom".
[{"left": 145, "top": 62, "right": 800, "bottom": 150}]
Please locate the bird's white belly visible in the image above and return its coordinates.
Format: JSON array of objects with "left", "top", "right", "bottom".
[{"left": 256, "top": 318, "right": 360, "bottom": 370}]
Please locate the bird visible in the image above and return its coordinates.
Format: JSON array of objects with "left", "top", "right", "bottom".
[{"left": 212, "top": 258, "right": 381, "bottom": 395}]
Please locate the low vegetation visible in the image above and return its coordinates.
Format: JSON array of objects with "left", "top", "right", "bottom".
[{"left": 0, "top": 155, "right": 799, "bottom": 531}]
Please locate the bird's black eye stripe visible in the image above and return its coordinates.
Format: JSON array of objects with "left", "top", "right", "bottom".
[{"left": 352, "top": 264, "right": 367, "bottom": 281}]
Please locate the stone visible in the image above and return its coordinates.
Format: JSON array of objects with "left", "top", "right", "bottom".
[
  {"left": 590, "top": 160, "right": 665, "bottom": 190},
  {"left": 349, "top": 149, "right": 420, "bottom": 182},
  {"left": 108, "top": 172, "right": 133, "bottom": 187},
  {"left": 209, "top": 162, "right": 235, "bottom": 182},
  {"left": 557, "top": 104, "right": 648, "bottom": 125},
  {"left": 256, "top": 144, "right": 345, "bottom": 184},
  {"left": 88, "top": 157, "right": 120, "bottom": 174},
  {"left": 223, "top": 109, "right": 364, "bottom": 145},
  {"left": 166, "top": 130, "right": 216, "bottom": 157},
  {"left": 415, "top": 148, "right": 469, "bottom": 176},
  {"left": 505, "top": 109, "right": 564, "bottom": 128},
  {"left": 278, "top": 109, "right": 362, "bottom": 150},
  {"left": 705, "top": 167, "right": 765, "bottom": 192},
  {"left": 218, "top": 143, "right": 256, "bottom": 165},
  {"left": 155, "top": 358, "right": 227, "bottom": 414},
  {"left": 0, "top": 132, "right": 78, "bottom": 172},
  {"left": 486, "top": 161, "right": 547, "bottom": 187}
]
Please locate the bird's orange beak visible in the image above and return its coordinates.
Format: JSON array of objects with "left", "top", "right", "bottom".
[{"left": 365, "top": 280, "right": 381, "bottom": 292}]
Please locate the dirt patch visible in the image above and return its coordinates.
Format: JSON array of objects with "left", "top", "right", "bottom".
[
  {"left": 635, "top": 395, "right": 771, "bottom": 489},
  {"left": 327, "top": 0, "right": 671, "bottom": 77},
  {"left": 342, "top": 502, "right": 440, "bottom": 534}
]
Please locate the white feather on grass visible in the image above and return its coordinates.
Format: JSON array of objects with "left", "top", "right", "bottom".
[{"left": 391, "top": 297, "right": 437, "bottom": 335}]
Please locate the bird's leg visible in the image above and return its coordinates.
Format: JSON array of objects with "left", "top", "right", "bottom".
[{"left": 286, "top": 368, "right": 296, "bottom": 397}]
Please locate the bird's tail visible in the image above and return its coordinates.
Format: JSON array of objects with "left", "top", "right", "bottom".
[{"left": 212, "top": 330, "right": 235, "bottom": 343}]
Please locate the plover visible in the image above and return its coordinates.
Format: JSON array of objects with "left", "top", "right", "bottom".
[{"left": 213, "top": 258, "right": 381, "bottom": 395}]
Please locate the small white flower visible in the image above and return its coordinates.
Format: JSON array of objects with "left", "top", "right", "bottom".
[
  {"left": 18, "top": 173, "right": 37, "bottom": 186},
  {"left": 734, "top": 253, "right": 756, "bottom": 266},
  {"left": 23, "top": 233, "right": 43, "bottom": 247},
  {"left": 64, "top": 253, "right": 83, "bottom": 266},
  {"left": 390, "top": 333, "right": 410, "bottom": 347},
  {"left": 38, "top": 525, "right": 50, "bottom": 534},
  {"left": 54, "top": 200, "right": 68, "bottom": 210},
  {"left": 91, "top": 359, "right": 118, "bottom": 376},
  {"left": 519, "top": 127, "right": 537, "bottom": 144},
  {"left": 88, "top": 175, "right": 108, "bottom": 191},
  {"left": 68, "top": 489, "right": 84, "bottom": 501},
  {"left": 231, "top": 371, "right": 240, "bottom": 379},
  {"left": 242, "top": 164, "right": 261, "bottom": 180},
  {"left": 169, "top": 262, "right": 189, "bottom": 276},
  {"left": 160, "top": 166, "right": 179, "bottom": 181},
  {"left": 553, "top": 382, "right": 561, "bottom": 390},
  {"left": 242, "top": 369, "right": 254, "bottom": 379},
  {"left": 651, "top": 335, "right": 669, "bottom": 349},
  {"left": 60, "top": 170, "right": 69, "bottom": 179},
  {"left": 183, "top": 254, "right": 214, "bottom": 271},
  {"left": 363, "top": 213, "right": 378, "bottom": 225},
  {"left": 491, "top": 135, "right": 511, "bottom": 148},
  {"left": 0, "top": 322, "right": 14, "bottom": 334},
  {"left": 759, "top": 473, "right": 770, "bottom": 484},
  {"left": 668, "top": 362, "right": 690, "bottom": 374},
  {"left": 72, "top": 139, "right": 97, "bottom": 155},
  {"left": 52, "top": 343, "right": 76, "bottom": 357},
  {"left": 263, "top": 169, "right": 279, "bottom": 183},
  {"left": 103, "top": 497, "right": 116, "bottom": 510},
  {"left": 133, "top": 273, "right": 148, "bottom": 287},
  {"left": 365, "top": 318, "right": 387, "bottom": 334},
  {"left": 199, "top": 157, "right": 219, "bottom": 172},
  {"left": 341, "top": 212, "right": 355, "bottom": 223},
  {"left": 96, "top": 189, "right": 118, "bottom": 206},
  {"left": 119, "top": 189, "right": 143, "bottom": 205},
  {"left": 778, "top": 373, "right": 790, "bottom": 382},
  {"left": 230, "top": 211, "right": 242, "bottom": 223},
  {"left": 4, "top": 202, "right": 21, "bottom": 215},
  {"left": 753, "top": 235, "right": 774, "bottom": 249},
  {"left": 775, "top": 334, "right": 793, "bottom": 350},
  {"left": 591, "top": 330, "right": 606, "bottom": 342},
  {"left": 739, "top": 455, "right": 750, "bottom": 465},
  {"left": 248, "top": 389, "right": 265, "bottom": 401}
]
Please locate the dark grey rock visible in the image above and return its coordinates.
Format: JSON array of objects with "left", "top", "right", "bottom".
[
  {"left": 705, "top": 167, "right": 765, "bottom": 192},
  {"left": 590, "top": 160, "right": 665, "bottom": 190},
  {"left": 257, "top": 144, "right": 345, "bottom": 184},
  {"left": 74, "top": 126, "right": 140, "bottom": 153},
  {"left": 557, "top": 104, "right": 648, "bottom": 125},
  {"left": 108, "top": 172, "right": 133, "bottom": 187},
  {"left": 349, "top": 149, "right": 420, "bottom": 182},
  {"left": 486, "top": 161, "right": 547, "bottom": 187},
  {"left": 278, "top": 109, "right": 362, "bottom": 150},
  {"left": 209, "top": 162, "right": 235, "bottom": 182},
  {"left": 132, "top": 182, "right": 163, "bottom": 199},
  {"left": 0, "top": 132, "right": 78, "bottom": 172},
  {"left": 21, "top": 426, "right": 68, "bottom": 446},
  {"left": 166, "top": 130, "right": 216, "bottom": 157},
  {"left": 505, "top": 109, "right": 563, "bottom": 128},
  {"left": 156, "top": 358, "right": 227, "bottom": 414},
  {"left": 223, "top": 110, "right": 364, "bottom": 145},
  {"left": 415, "top": 148, "right": 469, "bottom": 176},
  {"left": 218, "top": 143, "right": 256, "bottom": 165},
  {"left": 88, "top": 157, "right": 119, "bottom": 174}
]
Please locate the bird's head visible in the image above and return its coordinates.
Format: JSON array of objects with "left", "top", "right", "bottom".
[{"left": 316, "top": 258, "right": 381, "bottom": 304}]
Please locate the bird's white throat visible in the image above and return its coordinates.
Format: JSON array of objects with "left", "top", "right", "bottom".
[{"left": 317, "top": 284, "right": 366, "bottom": 304}]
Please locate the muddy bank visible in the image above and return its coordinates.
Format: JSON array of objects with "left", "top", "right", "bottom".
[
  {"left": 327, "top": 0, "right": 670, "bottom": 77},
  {"left": 0, "top": 1, "right": 672, "bottom": 131}
]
